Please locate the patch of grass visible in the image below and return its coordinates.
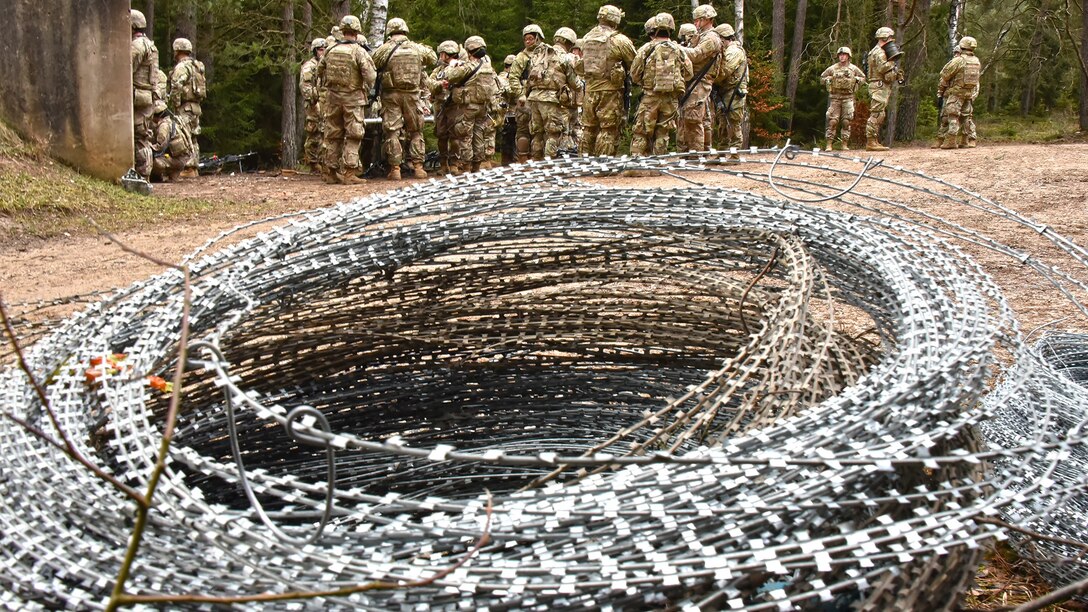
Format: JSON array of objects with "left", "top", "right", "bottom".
[
  {"left": 977, "top": 112, "right": 1084, "bottom": 144},
  {"left": 0, "top": 121, "right": 216, "bottom": 242},
  {"left": 963, "top": 543, "right": 1080, "bottom": 611}
]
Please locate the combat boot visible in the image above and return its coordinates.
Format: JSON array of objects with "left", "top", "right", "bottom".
[
  {"left": 840, "top": 139, "right": 850, "bottom": 151},
  {"left": 930, "top": 137, "right": 944, "bottom": 149},
  {"left": 387, "top": 165, "right": 401, "bottom": 181},
  {"left": 179, "top": 168, "right": 199, "bottom": 179},
  {"left": 322, "top": 170, "right": 338, "bottom": 184},
  {"left": 479, "top": 160, "right": 492, "bottom": 170},
  {"left": 865, "top": 138, "right": 889, "bottom": 152},
  {"left": 470, "top": 161, "right": 481, "bottom": 173},
  {"left": 411, "top": 162, "right": 427, "bottom": 179},
  {"left": 337, "top": 170, "right": 367, "bottom": 185},
  {"left": 824, "top": 139, "right": 833, "bottom": 152},
  {"left": 966, "top": 139, "right": 977, "bottom": 148},
  {"left": 450, "top": 163, "right": 464, "bottom": 176},
  {"left": 940, "top": 140, "right": 957, "bottom": 150}
]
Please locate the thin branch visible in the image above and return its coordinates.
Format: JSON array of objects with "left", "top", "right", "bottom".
[
  {"left": 1012, "top": 574, "right": 1088, "bottom": 611},
  {"left": 974, "top": 516, "right": 1088, "bottom": 555},
  {"left": 112, "top": 492, "right": 494, "bottom": 606},
  {"left": 0, "top": 296, "right": 145, "bottom": 503}
]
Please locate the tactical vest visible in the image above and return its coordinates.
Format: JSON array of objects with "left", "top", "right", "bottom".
[
  {"left": 647, "top": 42, "right": 684, "bottom": 94},
  {"left": 960, "top": 55, "right": 981, "bottom": 89},
  {"left": 325, "top": 43, "right": 363, "bottom": 91},
  {"left": 132, "top": 37, "right": 158, "bottom": 91},
  {"left": 461, "top": 59, "right": 497, "bottom": 105},
  {"left": 715, "top": 45, "right": 747, "bottom": 89},
  {"left": 581, "top": 27, "right": 615, "bottom": 81},
  {"left": 527, "top": 46, "right": 564, "bottom": 91},
  {"left": 180, "top": 59, "right": 207, "bottom": 103},
  {"left": 689, "top": 30, "right": 723, "bottom": 80},
  {"left": 866, "top": 46, "right": 887, "bottom": 82},
  {"left": 828, "top": 65, "right": 858, "bottom": 96},
  {"left": 385, "top": 41, "right": 424, "bottom": 91}
]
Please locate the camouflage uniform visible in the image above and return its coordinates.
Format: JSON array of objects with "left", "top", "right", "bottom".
[
  {"left": 300, "top": 39, "right": 326, "bottom": 170},
  {"left": 578, "top": 6, "right": 636, "bottom": 156},
  {"left": 496, "top": 57, "right": 519, "bottom": 165},
  {"left": 318, "top": 17, "right": 377, "bottom": 184},
  {"left": 509, "top": 26, "right": 580, "bottom": 160},
  {"left": 372, "top": 19, "right": 437, "bottom": 179},
  {"left": 630, "top": 16, "right": 692, "bottom": 156},
  {"left": 865, "top": 28, "right": 903, "bottom": 150},
  {"left": 819, "top": 49, "right": 865, "bottom": 150},
  {"left": 937, "top": 37, "right": 981, "bottom": 149},
  {"left": 714, "top": 25, "right": 748, "bottom": 152},
  {"left": 429, "top": 42, "right": 462, "bottom": 174},
  {"left": 151, "top": 103, "right": 194, "bottom": 182},
  {"left": 131, "top": 10, "right": 160, "bottom": 180},
  {"left": 553, "top": 28, "right": 581, "bottom": 153},
  {"left": 679, "top": 7, "right": 723, "bottom": 152},
  {"left": 445, "top": 37, "right": 498, "bottom": 172},
  {"left": 155, "top": 69, "right": 168, "bottom": 105},
  {"left": 170, "top": 40, "right": 206, "bottom": 173}
]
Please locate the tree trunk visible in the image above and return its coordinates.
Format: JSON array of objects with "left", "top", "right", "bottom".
[
  {"left": 690, "top": 0, "right": 699, "bottom": 12},
  {"left": 282, "top": 0, "right": 299, "bottom": 169},
  {"left": 145, "top": 0, "right": 155, "bottom": 38},
  {"left": 1082, "top": 0, "right": 1088, "bottom": 130},
  {"left": 894, "top": 0, "right": 931, "bottom": 141},
  {"left": 883, "top": 0, "right": 903, "bottom": 147},
  {"left": 733, "top": 0, "right": 744, "bottom": 46},
  {"left": 332, "top": 0, "right": 351, "bottom": 20},
  {"left": 771, "top": 0, "right": 785, "bottom": 92},
  {"left": 784, "top": 0, "right": 808, "bottom": 130},
  {"left": 367, "top": 0, "right": 388, "bottom": 48},
  {"left": 177, "top": 0, "right": 197, "bottom": 42},
  {"left": 303, "top": 1, "right": 313, "bottom": 41},
  {"left": 947, "top": 0, "right": 964, "bottom": 57}
]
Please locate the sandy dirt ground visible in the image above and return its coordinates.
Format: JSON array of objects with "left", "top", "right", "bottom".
[{"left": 3, "top": 143, "right": 1088, "bottom": 337}]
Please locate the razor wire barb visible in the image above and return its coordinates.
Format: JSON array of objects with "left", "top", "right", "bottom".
[{"left": 1, "top": 149, "right": 1087, "bottom": 610}]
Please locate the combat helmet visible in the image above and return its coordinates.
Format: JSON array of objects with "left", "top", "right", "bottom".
[
  {"left": 522, "top": 24, "right": 544, "bottom": 40},
  {"left": 715, "top": 23, "right": 735, "bottom": 38},
  {"left": 311, "top": 38, "right": 327, "bottom": 52},
  {"left": 958, "top": 36, "right": 977, "bottom": 51},
  {"left": 465, "top": 35, "right": 487, "bottom": 54},
  {"left": 836, "top": 46, "right": 852, "bottom": 57},
  {"left": 130, "top": 9, "right": 146, "bottom": 29},
  {"left": 554, "top": 27, "right": 578, "bottom": 46},
  {"left": 173, "top": 38, "right": 193, "bottom": 53},
  {"left": 679, "top": 23, "right": 696, "bottom": 41},
  {"left": 644, "top": 16, "right": 655, "bottom": 35},
  {"left": 597, "top": 5, "right": 623, "bottom": 27},
  {"left": 437, "top": 40, "right": 460, "bottom": 56},
  {"left": 655, "top": 13, "right": 676, "bottom": 32},
  {"left": 504, "top": 54, "right": 516, "bottom": 67},
  {"left": 387, "top": 17, "right": 409, "bottom": 35},
  {"left": 339, "top": 15, "right": 362, "bottom": 33},
  {"left": 692, "top": 4, "right": 717, "bottom": 20},
  {"left": 875, "top": 26, "right": 895, "bottom": 39}
]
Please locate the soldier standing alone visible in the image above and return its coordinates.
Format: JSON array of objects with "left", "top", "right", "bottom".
[
  {"left": 865, "top": 26, "right": 904, "bottom": 151},
  {"left": 130, "top": 9, "right": 160, "bottom": 182},
  {"left": 318, "top": 16, "right": 376, "bottom": 185},
  {"left": 372, "top": 18, "right": 437, "bottom": 180},
  {"left": 170, "top": 38, "right": 207, "bottom": 177},
  {"left": 300, "top": 38, "right": 327, "bottom": 173},
  {"left": 937, "top": 36, "right": 981, "bottom": 149},
  {"left": 819, "top": 47, "right": 865, "bottom": 151},
  {"left": 629, "top": 13, "right": 692, "bottom": 157},
  {"left": 508, "top": 24, "right": 580, "bottom": 160},
  {"left": 578, "top": 5, "right": 636, "bottom": 156}
]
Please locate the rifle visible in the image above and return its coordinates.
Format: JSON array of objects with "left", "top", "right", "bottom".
[
  {"left": 623, "top": 73, "right": 632, "bottom": 122},
  {"left": 678, "top": 49, "right": 720, "bottom": 108},
  {"left": 936, "top": 96, "right": 944, "bottom": 129},
  {"left": 370, "top": 39, "right": 406, "bottom": 104},
  {"left": 198, "top": 152, "right": 257, "bottom": 174},
  {"left": 501, "top": 115, "right": 517, "bottom": 165}
]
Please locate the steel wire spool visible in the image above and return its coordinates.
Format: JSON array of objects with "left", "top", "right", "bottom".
[{"left": 2, "top": 150, "right": 1087, "bottom": 610}]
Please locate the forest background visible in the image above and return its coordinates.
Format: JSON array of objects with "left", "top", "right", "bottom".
[{"left": 133, "top": 0, "right": 1088, "bottom": 167}]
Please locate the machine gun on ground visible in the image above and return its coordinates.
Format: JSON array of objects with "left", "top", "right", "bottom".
[{"left": 198, "top": 152, "right": 258, "bottom": 175}]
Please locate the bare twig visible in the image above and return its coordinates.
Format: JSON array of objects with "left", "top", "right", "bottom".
[{"left": 975, "top": 516, "right": 1088, "bottom": 555}]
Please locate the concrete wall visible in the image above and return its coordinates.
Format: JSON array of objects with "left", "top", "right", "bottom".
[{"left": 0, "top": 0, "right": 132, "bottom": 181}]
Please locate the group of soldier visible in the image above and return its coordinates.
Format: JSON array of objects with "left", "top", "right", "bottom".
[
  {"left": 131, "top": 9, "right": 206, "bottom": 183},
  {"left": 131, "top": 4, "right": 983, "bottom": 186}
]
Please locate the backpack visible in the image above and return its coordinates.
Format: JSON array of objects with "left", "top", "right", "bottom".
[
  {"left": 386, "top": 42, "right": 423, "bottom": 91},
  {"left": 649, "top": 42, "right": 683, "bottom": 94},
  {"left": 188, "top": 60, "right": 207, "bottom": 102},
  {"left": 581, "top": 27, "right": 614, "bottom": 81}
]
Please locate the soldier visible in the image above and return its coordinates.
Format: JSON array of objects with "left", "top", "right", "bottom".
[
  {"left": 508, "top": 24, "right": 580, "bottom": 160},
  {"left": 300, "top": 38, "right": 327, "bottom": 173},
  {"left": 714, "top": 23, "right": 747, "bottom": 158},
  {"left": 372, "top": 18, "right": 437, "bottom": 180},
  {"left": 630, "top": 13, "right": 692, "bottom": 157},
  {"left": 678, "top": 23, "right": 697, "bottom": 47},
  {"left": 317, "top": 15, "right": 377, "bottom": 185},
  {"left": 937, "top": 36, "right": 981, "bottom": 149},
  {"left": 169, "top": 38, "right": 207, "bottom": 178},
  {"left": 150, "top": 101, "right": 194, "bottom": 182},
  {"left": 578, "top": 5, "right": 636, "bottom": 156},
  {"left": 553, "top": 27, "right": 581, "bottom": 152},
  {"left": 430, "top": 41, "right": 462, "bottom": 174},
  {"left": 678, "top": 5, "right": 723, "bottom": 153},
  {"left": 865, "top": 26, "right": 904, "bottom": 151},
  {"left": 497, "top": 55, "right": 520, "bottom": 165},
  {"left": 156, "top": 68, "right": 168, "bottom": 104},
  {"left": 131, "top": 9, "right": 160, "bottom": 182},
  {"left": 444, "top": 36, "right": 498, "bottom": 173},
  {"left": 819, "top": 46, "right": 865, "bottom": 151}
]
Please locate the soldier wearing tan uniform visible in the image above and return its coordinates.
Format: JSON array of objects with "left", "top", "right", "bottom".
[
  {"left": 318, "top": 15, "right": 376, "bottom": 185},
  {"left": 630, "top": 13, "right": 692, "bottom": 157},
  {"left": 131, "top": 10, "right": 160, "bottom": 181},
  {"left": 865, "top": 26, "right": 904, "bottom": 151},
  {"left": 679, "top": 5, "right": 723, "bottom": 153},
  {"left": 497, "top": 55, "right": 520, "bottom": 165},
  {"left": 443, "top": 36, "right": 498, "bottom": 173},
  {"left": 819, "top": 46, "right": 865, "bottom": 151},
  {"left": 169, "top": 38, "right": 206, "bottom": 177},
  {"left": 150, "top": 101, "right": 194, "bottom": 182},
  {"left": 372, "top": 18, "right": 437, "bottom": 180},
  {"left": 578, "top": 5, "right": 636, "bottom": 156},
  {"left": 553, "top": 27, "right": 581, "bottom": 152},
  {"left": 937, "top": 36, "right": 981, "bottom": 149},
  {"left": 300, "top": 38, "right": 327, "bottom": 172},
  {"left": 714, "top": 23, "right": 747, "bottom": 156},
  {"left": 508, "top": 24, "right": 580, "bottom": 160},
  {"left": 429, "top": 41, "right": 462, "bottom": 174}
]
